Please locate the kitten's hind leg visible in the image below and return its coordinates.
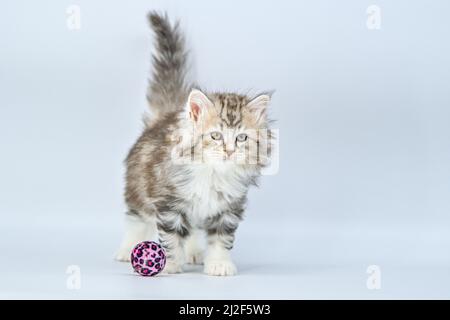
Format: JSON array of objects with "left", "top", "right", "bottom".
[
  {"left": 115, "top": 212, "right": 157, "bottom": 262},
  {"left": 184, "top": 228, "right": 205, "bottom": 265}
]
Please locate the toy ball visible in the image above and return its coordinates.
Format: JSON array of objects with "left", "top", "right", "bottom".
[{"left": 131, "top": 241, "right": 166, "bottom": 276}]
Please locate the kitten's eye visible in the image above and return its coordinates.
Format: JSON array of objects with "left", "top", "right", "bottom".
[
  {"left": 236, "top": 133, "right": 248, "bottom": 142},
  {"left": 210, "top": 131, "right": 223, "bottom": 140}
]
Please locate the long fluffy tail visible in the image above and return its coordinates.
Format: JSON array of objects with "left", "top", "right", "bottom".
[{"left": 146, "top": 12, "right": 189, "bottom": 118}]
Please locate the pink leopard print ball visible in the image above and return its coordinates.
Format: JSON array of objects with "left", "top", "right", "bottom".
[{"left": 131, "top": 241, "right": 166, "bottom": 276}]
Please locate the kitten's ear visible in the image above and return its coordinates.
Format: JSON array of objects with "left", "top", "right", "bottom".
[
  {"left": 187, "top": 89, "right": 213, "bottom": 122},
  {"left": 247, "top": 94, "right": 271, "bottom": 123}
]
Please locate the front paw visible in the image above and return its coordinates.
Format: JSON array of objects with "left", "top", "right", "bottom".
[
  {"left": 204, "top": 260, "right": 237, "bottom": 276},
  {"left": 161, "top": 261, "right": 183, "bottom": 274}
]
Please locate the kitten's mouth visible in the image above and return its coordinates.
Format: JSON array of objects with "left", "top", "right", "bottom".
[
  {"left": 204, "top": 156, "right": 236, "bottom": 164},
  {"left": 225, "top": 154, "right": 239, "bottom": 162},
  {"left": 204, "top": 152, "right": 246, "bottom": 164}
]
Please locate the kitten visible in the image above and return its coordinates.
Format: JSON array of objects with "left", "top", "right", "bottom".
[{"left": 115, "top": 12, "right": 273, "bottom": 276}]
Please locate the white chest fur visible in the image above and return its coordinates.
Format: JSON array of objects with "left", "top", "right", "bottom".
[{"left": 178, "top": 163, "right": 249, "bottom": 225}]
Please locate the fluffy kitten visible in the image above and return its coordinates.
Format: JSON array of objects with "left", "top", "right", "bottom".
[{"left": 115, "top": 12, "right": 273, "bottom": 276}]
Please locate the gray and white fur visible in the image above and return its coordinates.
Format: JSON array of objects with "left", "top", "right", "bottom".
[{"left": 115, "top": 12, "right": 273, "bottom": 276}]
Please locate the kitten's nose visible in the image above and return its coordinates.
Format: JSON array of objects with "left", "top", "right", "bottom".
[{"left": 226, "top": 150, "right": 235, "bottom": 157}]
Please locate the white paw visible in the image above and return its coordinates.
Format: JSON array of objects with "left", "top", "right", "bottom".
[
  {"left": 204, "top": 260, "right": 237, "bottom": 276},
  {"left": 115, "top": 247, "right": 132, "bottom": 262},
  {"left": 161, "top": 261, "right": 183, "bottom": 274},
  {"left": 185, "top": 250, "right": 204, "bottom": 265}
]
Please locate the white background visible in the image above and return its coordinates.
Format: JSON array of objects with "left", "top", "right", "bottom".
[{"left": 1, "top": 0, "right": 449, "bottom": 299}]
